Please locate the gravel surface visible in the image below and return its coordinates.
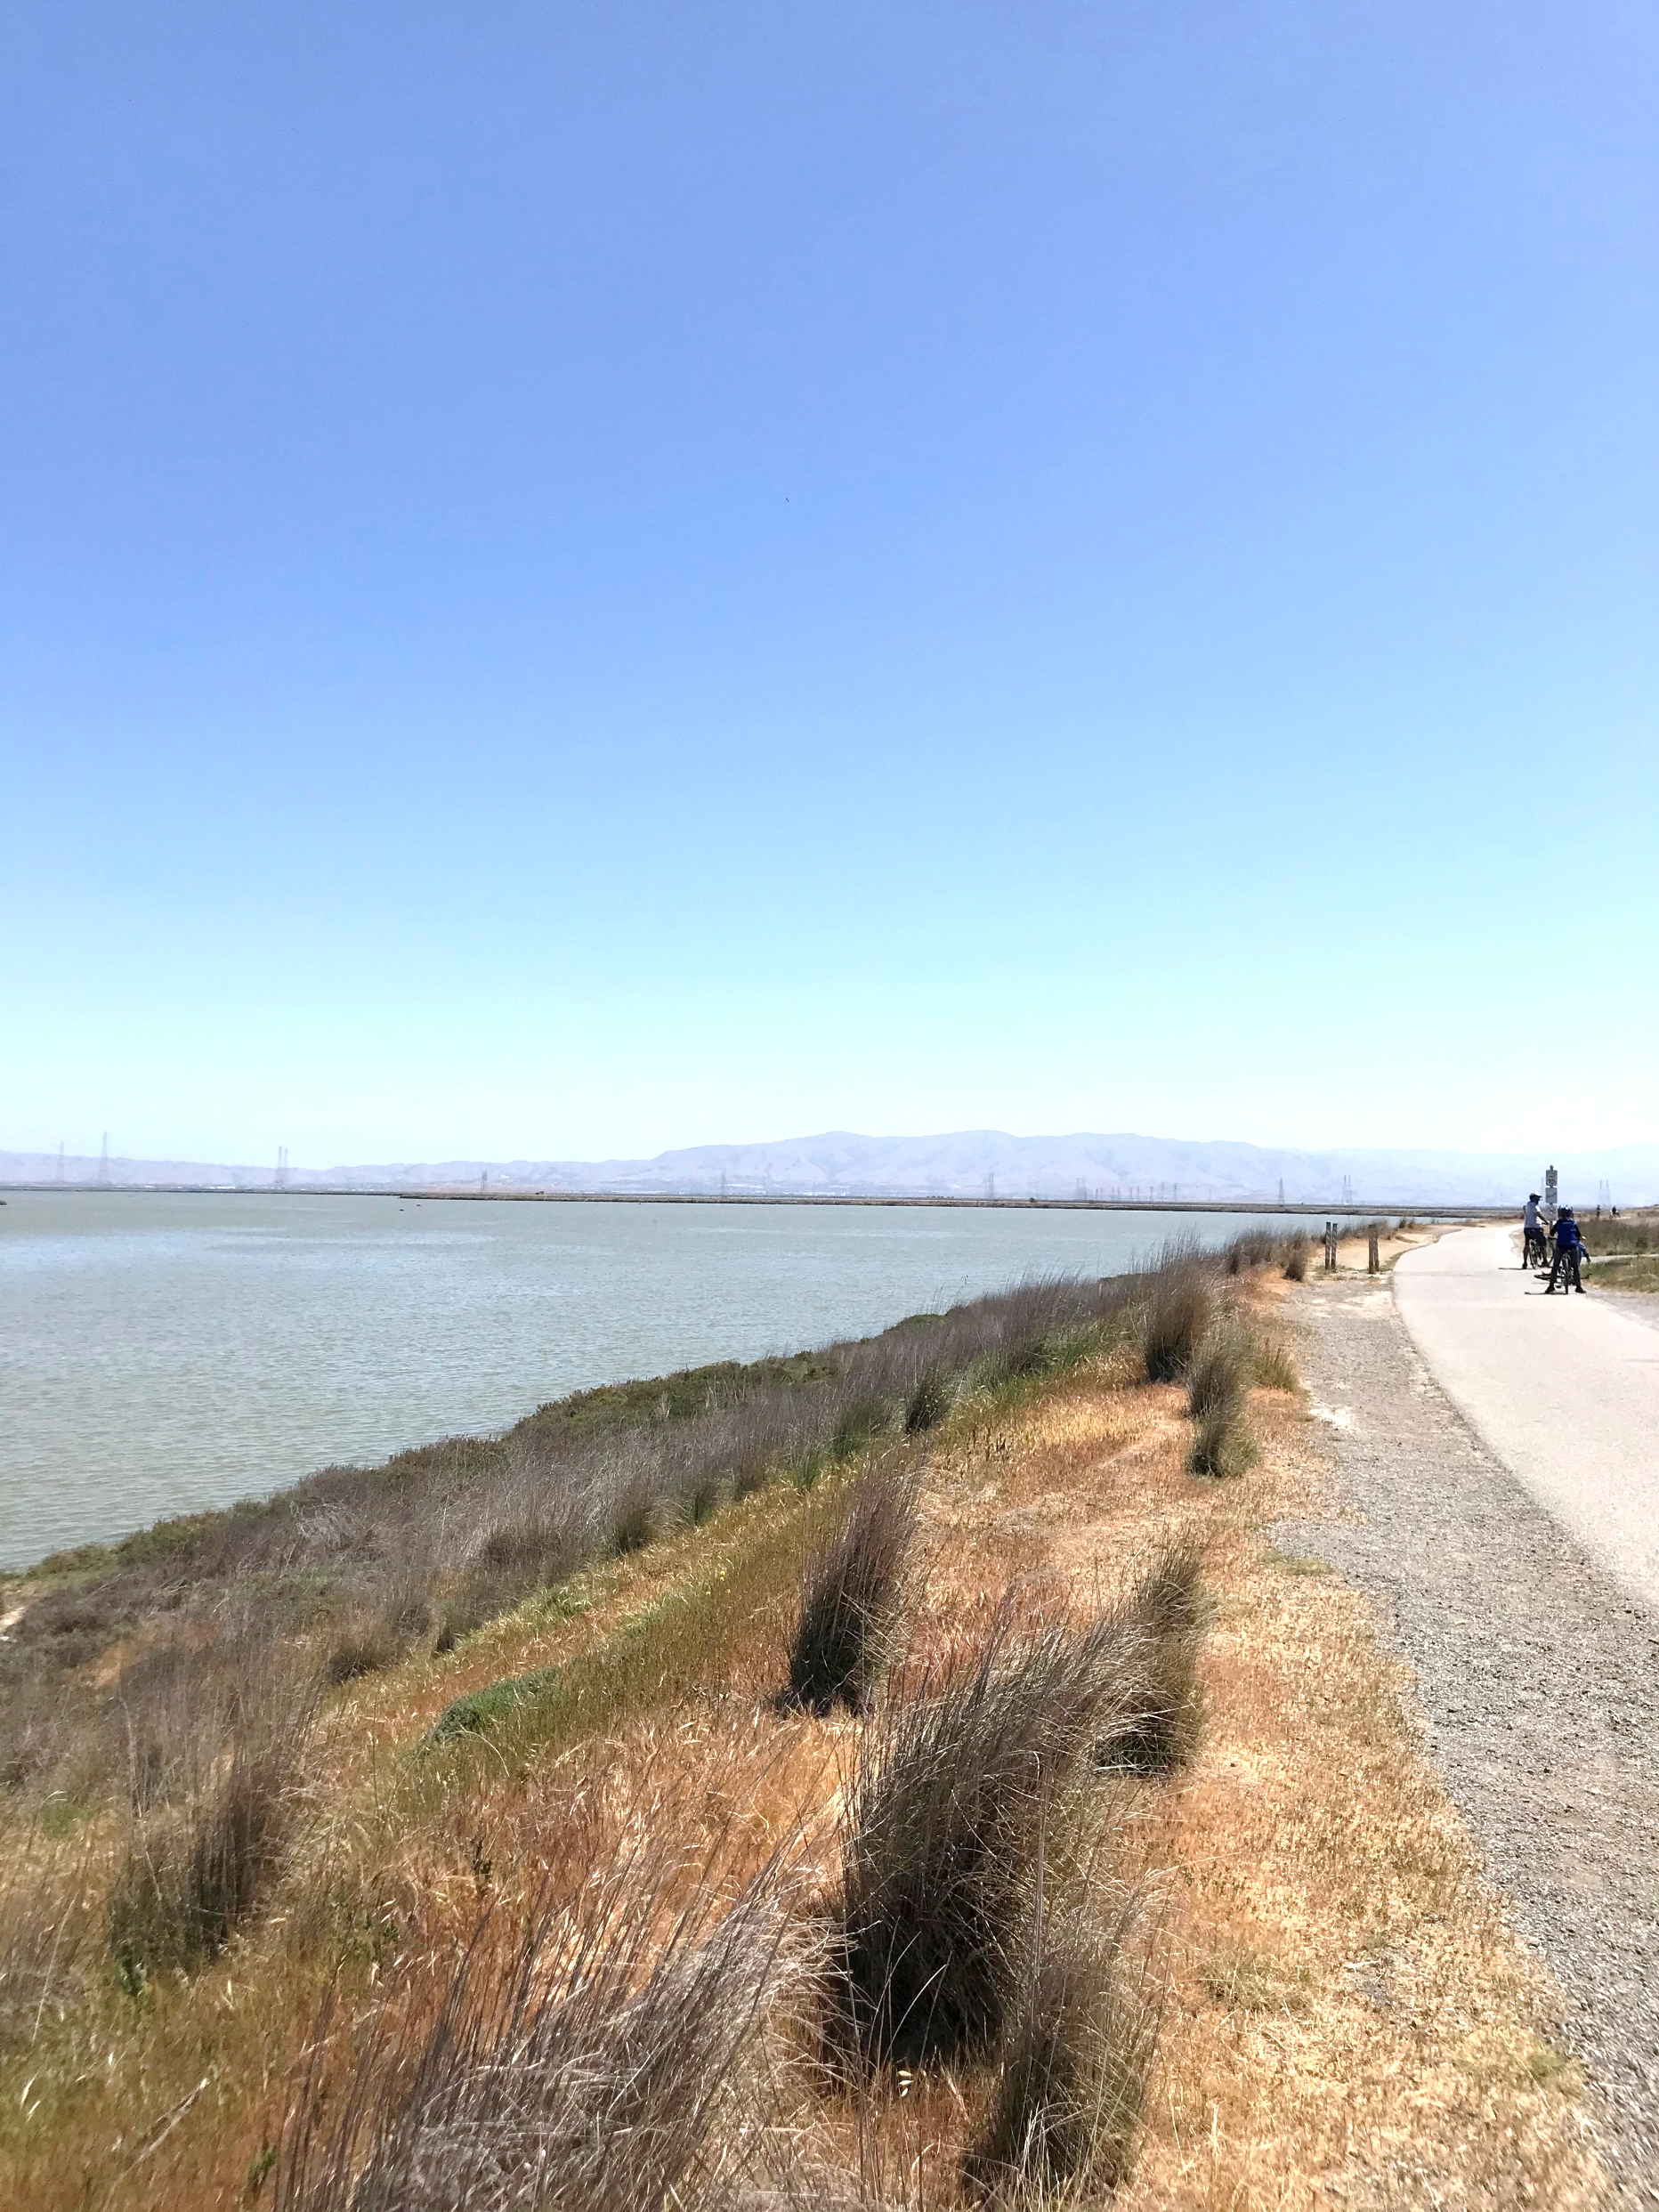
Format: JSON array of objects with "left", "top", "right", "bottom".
[{"left": 1290, "top": 1270, "right": 1659, "bottom": 2204}]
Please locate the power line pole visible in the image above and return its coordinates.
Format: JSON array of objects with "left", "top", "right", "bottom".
[{"left": 98, "top": 1131, "right": 109, "bottom": 1187}]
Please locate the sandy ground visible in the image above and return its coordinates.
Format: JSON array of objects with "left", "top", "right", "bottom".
[
  {"left": 1395, "top": 1225, "right": 1659, "bottom": 1611},
  {"left": 1295, "top": 1266, "right": 1659, "bottom": 2203}
]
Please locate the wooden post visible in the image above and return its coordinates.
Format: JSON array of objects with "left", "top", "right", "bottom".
[
  {"left": 1323, "top": 1221, "right": 1338, "bottom": 1272},
  {"left": 1368, "top": 1228, "right": 1380, "bottom": 1275}
]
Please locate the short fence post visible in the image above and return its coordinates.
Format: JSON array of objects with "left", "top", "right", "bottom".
[
  {"left": 1368, "top": 1228, "right": 1380, "bottom": 1275},
  {"left": 1323, "top": 1221, "right": 1338, "bottom": 1272}
]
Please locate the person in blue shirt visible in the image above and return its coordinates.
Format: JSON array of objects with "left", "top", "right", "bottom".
[{"left": 1546, "top": 1206, "right": 1586, "bottom": 1293}]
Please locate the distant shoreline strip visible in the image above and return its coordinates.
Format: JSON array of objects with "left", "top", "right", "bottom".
[{"left": 0, "top": 1185, "right": 1505, "bottom": 1219}]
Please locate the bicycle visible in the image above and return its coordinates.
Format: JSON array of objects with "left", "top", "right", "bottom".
[
  {"left": 1545, "top": 1237, "right": 1584, "bottom": 1293},
  {"left": 1523, "top": 1225, "right": 1549, "bottom": 1271}
]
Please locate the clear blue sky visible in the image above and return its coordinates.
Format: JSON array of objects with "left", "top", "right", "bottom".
[{"left": 4, "top": 2, "right": 1655, "bottom": 1167}]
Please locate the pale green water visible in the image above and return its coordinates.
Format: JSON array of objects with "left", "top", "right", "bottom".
[{"left": 0, "top": 1192, "right": 1301, "bottom": 1568}]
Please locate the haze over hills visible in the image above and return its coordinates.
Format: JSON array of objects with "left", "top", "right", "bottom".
[{"left": 4, "top": 1132, "right": 1656, "bottom": 1206}]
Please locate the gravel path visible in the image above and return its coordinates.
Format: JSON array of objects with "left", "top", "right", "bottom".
[{"left": 1291, "top": 1269, "right": 1659, "bottom": 2203}]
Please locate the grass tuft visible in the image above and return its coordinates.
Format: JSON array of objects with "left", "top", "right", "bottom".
[
  {"left": 827, "top": 1608, "right": 1145, "bottom": 2070},
  {"left": 1109, "top": 1538, "right": 1206, "bottom": 1777},
  {"left": 0, "top": 1845, "right": 94, "bottom": 2051},
  {"left": 1139, "top": 1263, "right": 1210, "bottom": 1385},
  {"left": 1189, "top": 1405, "right": 1257, "bottom": 1480},
  {"left": 965, "top": 1883, "right": 1156, "bottom": 2203},
  {"left": 786, "top": 1468, "right": 918, "bottom": 1714},
  {"left": 1250, "top": 1328, "right": 1299, "bottom": 1393},
  {"left": 1223, "top": 1229, "right": 1279, "bottom": 1276},
  {"left": 904, "top": 1368, "right": 956, "bottom": 1434},
  {"left": 1186, "top": 1328, "right": 1257, "bottom": 1480}
]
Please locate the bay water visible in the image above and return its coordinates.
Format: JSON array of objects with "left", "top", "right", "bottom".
[{"left": 0, "top": 1191, "right": 1305, "bottom": 1568}]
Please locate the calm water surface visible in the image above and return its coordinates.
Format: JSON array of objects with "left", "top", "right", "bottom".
[{"left": 0, "top": 1193, "right": 1303, "bottom": 1568}]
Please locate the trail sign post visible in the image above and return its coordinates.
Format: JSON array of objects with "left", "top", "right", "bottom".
[{"left": 1545, "top": 1165, "right": 1558, "bottom": 1224}]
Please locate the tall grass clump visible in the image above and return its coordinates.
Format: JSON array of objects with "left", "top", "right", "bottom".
[
  {"left": 326, "top": 1576, "right": 435, "bottom": 1684},
  {"left": 1250, "top": 1327, "right": 1299, "bottom": 1394},
  {"left": 109, "top": 1640, "right": 319, "bottom": 1978},
  {"left": 827, "top": 1611, "right": 1147, "bottom": 2071},
  {"left": 904, "top": 1367, "right": 956, "bottom": 1434},
  {"left": 278, "top": 1838, "right": 804, "bottom": 2212},
  {"left": 1109, "top": 1539, "right": 1206, "bottom": 1777},
  {"left": 1223, "top": 1229, "right": 1278, "bottom": 1276},
  {"left": 787, "top": 1468, "right": 919, "bottom": 1714},
  {"left": 1185, "top": 1329, "right": 1257, "bottom": 1480},
  {"left": 1137, "top": 1259, "right": 1210, "bottom": 1385},
  {"left": 1282, "top": 1233, "right": 1310, "bottom": 1283},
  {"left": 964, "top": 1884, "right": 1157, "bottom": 2203}
]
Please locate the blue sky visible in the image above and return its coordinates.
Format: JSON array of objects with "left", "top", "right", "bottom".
[{"left": 4, "top": 1, "right": 1655, "bottom": 1167}]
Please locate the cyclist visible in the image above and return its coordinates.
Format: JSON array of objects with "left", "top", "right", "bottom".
[
  {"left": 1546, "top": 1206, "right": 1586, "bottom": 1293},
  {"left": 1521, "top": 1193, "right": 1547, "bottom": 1271}
]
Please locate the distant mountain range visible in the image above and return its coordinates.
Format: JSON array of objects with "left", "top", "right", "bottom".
[{"left": 4, "top": 1130, "right": 1656, "bottom": 1206}]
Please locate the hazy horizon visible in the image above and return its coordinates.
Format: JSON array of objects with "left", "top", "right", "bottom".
[{"left": 7, "top": 1123, "right": 1655, "bottom": 1207}]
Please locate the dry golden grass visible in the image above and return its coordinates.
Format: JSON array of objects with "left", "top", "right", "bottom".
[{"left": 0, "top": 1276, "right": 1605, "bottom": 2209}]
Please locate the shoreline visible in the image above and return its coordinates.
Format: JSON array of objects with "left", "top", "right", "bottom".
[{"left": 2, "top": 1183, "right": 1500, "bottom": 1217}]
